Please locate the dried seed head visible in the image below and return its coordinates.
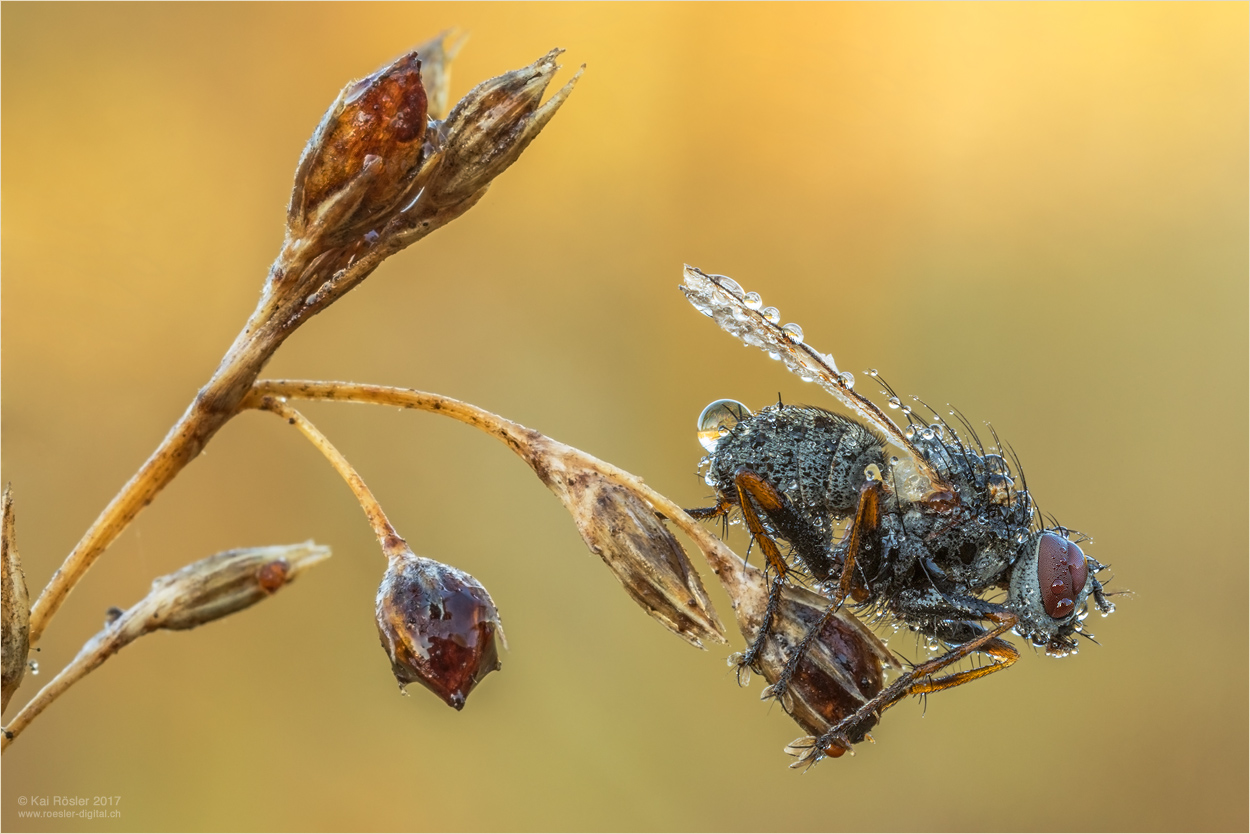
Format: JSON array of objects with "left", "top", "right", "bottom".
[
  {"left": 520, "top": 435, "right": 725, "bottom": 649},
  {"left": 2, "top": 485, "right": 30, "bottom": 712},
  {"left": 375, "top": 546, "right": 504, "bottom": 710},
  {"left": 720, "top": 559, "right": 898, "bottom": 759},
  {"left": 146, "top": 542, "right": 331, "bottom": 631},
  {"left": 417, "top": 49, "right": 582, "bottom": 213},
  {"left": 291, "top": 50, "right": 429, "bottom": 242}
]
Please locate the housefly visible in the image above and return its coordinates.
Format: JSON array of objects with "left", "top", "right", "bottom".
[{"left": 681, "top": 266, "right": 1115, "bottom": 766}]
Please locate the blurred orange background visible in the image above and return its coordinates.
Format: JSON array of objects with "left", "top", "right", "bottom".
[{"left": 3, "top": 3, "right": 1246, "bottom": 831}]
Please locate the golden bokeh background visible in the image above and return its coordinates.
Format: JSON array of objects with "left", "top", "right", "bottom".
[{"left": 3, "top": 3, "right": 1246, "bottom": 831}]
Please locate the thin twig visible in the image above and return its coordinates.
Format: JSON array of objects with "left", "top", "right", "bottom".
[
  {"left": 252, "top": 395, "right": 400, "bottom": 548},
  {"left": 244, "top": 380, "right": 745, "bottom": 580}
]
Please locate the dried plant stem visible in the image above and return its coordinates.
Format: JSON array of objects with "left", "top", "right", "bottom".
[
  {"left": 253, "top": 396, "right": 400, "bottom": 548},
  {"left": 27, "top": 305, "right": 284, "bottom": 646},
  {"left": 3, "top": 614, "right": 137, "bottom": 751},
  {"left": 26, "top": 220, "right": 453, "bottom": 647},
  {"left": 244, "top": 381, "right": 747, "bottom": 583}
]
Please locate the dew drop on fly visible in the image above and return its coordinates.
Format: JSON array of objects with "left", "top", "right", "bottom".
[{"left": 696, "top": 399, "right": 753, "bottom": 453}]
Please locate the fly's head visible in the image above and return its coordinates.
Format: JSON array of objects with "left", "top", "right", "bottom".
[{"left": 1008, "top": 530, "right": 1114, "bottom": 656}]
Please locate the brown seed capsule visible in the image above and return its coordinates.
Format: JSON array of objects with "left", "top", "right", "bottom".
[
  {"left": 290, "top": 50, "right": 429, "bottom": 241},
  {"left": 147, "top": 542, "right": 330, "bottom": 631},
  {"left": 517, "top": 433, "right": 725, "bottom": 649},
  {"left": 2, "top": 485, "right": 30, "bottom": 712},
  {"left": 418, "top": 49, "right": 581, "bottom": 211},
  {"left": 718, "top": 557, "right": 898, "bottom": 760},
  {"left": 375, "top": 546, "right": 504, "bottom": 710}
]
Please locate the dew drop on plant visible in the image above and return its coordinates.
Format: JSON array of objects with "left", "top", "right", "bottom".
[
  {"left": 839, "top": 371, "right": 855, "bottom": 389},
  {"left": 781, "top": 323, "right": 804, "bottom": 343},
  {"left": 888, "top": 396, "right": 901, "bottom": 409},
  {"left": 28, "top": 660, "right": 38, "bottom": 676},
  {"left": 768, "top": 351, "right": 781, "bottom": 361},
  {"left": 711, "top": 274, "right": 745, "bottom": 300},
  {"left": 868, "top": 368, "right": 879, "bottom": 377},
  {"left": 761, "top": 306, "right": 781, "bottom": 325},
  {"left": 744, "top": 292, "right": 762, "bottom": 310}
]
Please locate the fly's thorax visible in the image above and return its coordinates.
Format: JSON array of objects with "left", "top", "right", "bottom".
[{"left": 704, "top": 405, "right": 886, "bottom": 518}]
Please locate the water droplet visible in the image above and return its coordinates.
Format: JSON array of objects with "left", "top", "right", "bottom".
[
  {"left": 759, "top": 306, "right": 781, "bottom": 325},
  {"left": 838, "top": 371, "right": 855, "bottom": 389},
  {"left": 868, "top": 369, "right": 879, "bottom": 377},
  {"left": 744, "top": 292, "right": 762, "bottom": 310},
  {"left": 904, "top": 426, "right": 916, "bottom": 440},
  {"left": 696, "top": 399, "right": 753, "bottom": 452},
  {"left": 711, "top": 274, "right": 745, "bottom": 300},
  {"left": 920, "top": 427, "right": 935, "bottom": 441},
  {"left": 28, "top": 660, "right": 39, "bottom": 676},
  {"left": 781, "top": 323, "right": 804, "bottom": 343},
  {"left": 888, "top": 396, "right": 902, "bottom": 409},
  {"left": 768, "top": 351, "right": 782, "bottom": 361},
  {"left": 930, "top": 424, "right": 945, "bottom": 439}
]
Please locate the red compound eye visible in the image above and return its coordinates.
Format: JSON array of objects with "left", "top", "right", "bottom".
[{"left": 1036, "top": 533, "right": 1087, "bottom": 619}]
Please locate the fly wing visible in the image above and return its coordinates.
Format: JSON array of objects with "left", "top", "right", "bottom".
[{"left": 681, "top": 265, "right": 952, "bottom": 504}]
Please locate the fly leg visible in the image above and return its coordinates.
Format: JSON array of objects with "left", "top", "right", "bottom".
[
  {"left": 728, "top": 468, "right": 802, "bottom": 678},
  {"left": 790, "top": 601, "right": 1019, "bottom": 766},
  {"left": 764, "top": 477, "right": 884, "bottom": 707}
]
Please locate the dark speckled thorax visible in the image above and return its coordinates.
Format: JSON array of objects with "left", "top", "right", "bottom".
[{"left": 704, "top": 405, "right": 886, "bottom": 537}]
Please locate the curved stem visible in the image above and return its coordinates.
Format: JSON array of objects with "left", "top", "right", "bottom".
[
  {"left": 245, "top": 380, "right": 744, "bottom": 580},
  {"left": 251, "top": 395, "right": 399, "bottom": 548}
]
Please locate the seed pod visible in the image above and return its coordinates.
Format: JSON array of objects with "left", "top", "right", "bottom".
[
  {"left": 418, "top": 49, "right": 581, "bottom": 211},
  {"left": 2, "top": 485, "right": 30, "bottom": 712},
  {"left": 290, "top": 50, "right": 429, "bottom": 241},
  {"left": 146, "top": 542, "right": 331, "bottom": 631},
  {"left": 375, "top": 545, "right": 504, "bottom": 710},
  {"left": 518, "top": 433, "right": 725, "bottom": 649},
  {"left": 718, "top": 557, "right": 898, "bottom": 760}
]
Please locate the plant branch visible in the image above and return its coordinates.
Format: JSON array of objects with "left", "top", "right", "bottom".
[{"left": 25, "top": 43, "right": 578, "bottom": 649}]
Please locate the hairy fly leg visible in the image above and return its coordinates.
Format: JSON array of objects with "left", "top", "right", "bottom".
[
  {"left": 790, "top": 595, "right": 1020, "bottom": 766},
  {"left": 763, "top": 477, "right": 885, "bottom": 708}
]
